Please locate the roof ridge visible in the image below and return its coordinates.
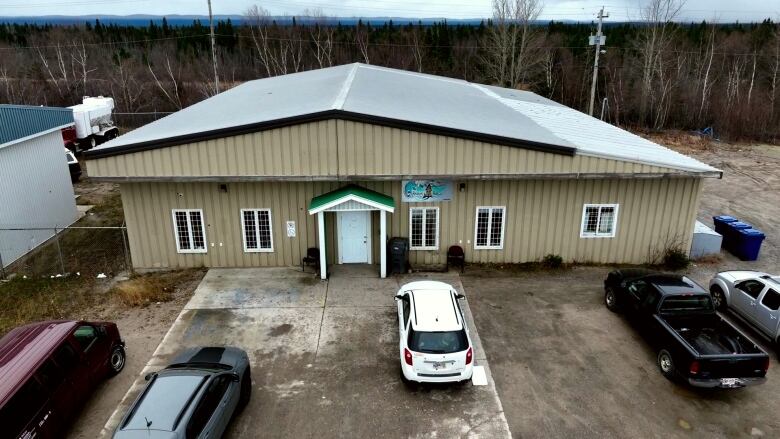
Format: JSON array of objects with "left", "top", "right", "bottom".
[{"left": 332, "top": 63, "right": 359, "bottom": 110}]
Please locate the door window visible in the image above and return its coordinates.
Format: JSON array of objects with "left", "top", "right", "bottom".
[
  {"left": 73, "top": 325, "right": 98, "bottom": 352},
  {"left": 628, "top": 280, "right": 650, "bottom": 301},
  {"left": 186, "top": 375, "right": 231, "bottom": 439},
  {"left": 36, "top": 359, "right": 66, "bottom": 392},
  {"left": 761, "top": 289, "right": 780, "bottom": 311},
  {"left": 736, "top": 280, "right": 765, "bottom": 299},
  {"left": 52, "top": 343, "right": 77, "bottom": 372},
  {"left": 402, "top": 294, "right": 411, "bottom": 328}
]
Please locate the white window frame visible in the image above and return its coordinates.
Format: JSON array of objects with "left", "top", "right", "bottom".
[
  {"left": 171, "top": 209, "right": 208, "bottom": 254},
  {"left": 241, "top": 208, "right": 274, "bottom": 253},
  {"left": 409, "top": 207, "right": 440, "bottom": 251},
  {"left": 474, "top": 206, "right": 506, "bottom": 250},
  {"left": 580, "top": 204, "right": 619, "bottom": 238}
]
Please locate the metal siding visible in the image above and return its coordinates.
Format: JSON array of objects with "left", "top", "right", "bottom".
[
  {"left": 0, "top": 105, "right": 73, "bottom": 146},
  {"left": 87, "top": 121, "right": 681, "bottom": 179},
  {"left": 121, "top": 178, "right": 702, "bottom": 269},
  {"left": 0, "top": 131, "right": 79, "bottom": 267}
]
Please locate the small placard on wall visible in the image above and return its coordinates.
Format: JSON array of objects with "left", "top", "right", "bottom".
[{"left": 286, "top": 221, "right": 296, "bottom": 237}]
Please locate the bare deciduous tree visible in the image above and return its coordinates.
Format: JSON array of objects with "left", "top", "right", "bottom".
[
  {"left": 356, "top": 21, "right": 370, "bottom": 64},
  {"left": 483, "top": 0, "right": 544, "bottom": 88},
  {"left": 148, "top": 55, "right": 182, "bottom": 109},
  {"left": 304, "top": 8, "right": 334, "bottom": 69},
  {"left": 637, "top": 0, "right": 685, "bottom": 129}
]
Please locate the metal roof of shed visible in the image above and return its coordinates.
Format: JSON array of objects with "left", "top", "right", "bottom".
[
  {"left": 87, "top": 63, "right": 718, "bottom": 175},
  {"left": 0, "top": 105, "right": 73, "bottom": 148}
]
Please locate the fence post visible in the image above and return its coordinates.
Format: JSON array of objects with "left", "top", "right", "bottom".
[
  {"left": 54, "top": 226, "right": 66, "bottom": 274},
  {"left": 0, "top": 250, "right": 5, "bottom": 280},
  {"left": 121, "top": 224, "right": 133, "bottom": 274}
]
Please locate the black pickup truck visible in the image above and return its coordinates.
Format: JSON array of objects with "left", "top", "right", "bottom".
[{"left": 604, "top": 269, "right": 769, "bottom": 388}]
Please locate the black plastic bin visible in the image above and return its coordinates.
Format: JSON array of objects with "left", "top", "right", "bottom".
[{"left": 387, "top": 237, "right": 409, "bottom": 275}]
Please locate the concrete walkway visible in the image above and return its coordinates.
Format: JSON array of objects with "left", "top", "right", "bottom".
[{"left": 101, "top": 266, "right": 510, "bottom": 438}]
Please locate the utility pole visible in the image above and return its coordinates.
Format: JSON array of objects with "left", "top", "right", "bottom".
[
  {"left": 588, "top": 7, "right": 608, "bottom": 117},
  {"left": 208, "top": 0, "right": 219, "bottom": 94}
]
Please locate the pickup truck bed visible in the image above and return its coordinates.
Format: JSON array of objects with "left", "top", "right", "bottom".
[{"left": 664, "top": 315, "right": 763, "bottom": 356}]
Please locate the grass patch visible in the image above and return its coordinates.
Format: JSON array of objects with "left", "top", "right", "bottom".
[
  {"left": 0, "top": 269, "right": 205, "bottom": 338},
  {"left": 110, "top": 271, "right": 197, "bottom": 307},
  {"left": 0, "top": 277, "right": 100, "bottom": 336}
]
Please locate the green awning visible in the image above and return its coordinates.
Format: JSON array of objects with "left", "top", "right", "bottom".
[{"left": 308, "top": 184, "right": 395, "bottom": 214}]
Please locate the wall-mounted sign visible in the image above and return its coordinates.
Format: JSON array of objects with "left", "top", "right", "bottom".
[
  {"left": 402, "top": 180, "right": 453, "bottom": 202},
  {"left": 286, "top": 221, "right": 296, "bottom": 237}
]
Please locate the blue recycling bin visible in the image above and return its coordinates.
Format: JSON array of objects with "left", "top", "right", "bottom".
[
  {"left": 734, "top": 228, "right": 765, "bottom": 261},
  {"left": 723, "top": 221, "right": 752, "bottom": 252},
  {"left": 712, "top": 215, "right": 738, "bottom": 235}
]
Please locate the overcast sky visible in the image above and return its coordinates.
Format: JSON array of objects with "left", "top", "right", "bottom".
[{"left": 1, "top": 0, "right": 778, "bottom": 22}]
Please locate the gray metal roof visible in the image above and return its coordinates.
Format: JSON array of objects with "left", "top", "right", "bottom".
[
  {"left": 0, "top": 105, "right": 73, "bottom": 148},
  {"left": 90, "top": 63, "right": 718, "bottom": 174}
]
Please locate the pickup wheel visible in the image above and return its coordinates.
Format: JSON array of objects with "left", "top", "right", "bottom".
[
  {"left": 657, "top": 349, "right": 676, "bottom": 379},
  {"left": 108, "top": 346, "right": 126, "bottom": 376},
  {"left": 710, "top": 285, "right": 727, "bottom": 312},
  {"left": 604, "top": 287, "right": 620, "bottom": 313}
]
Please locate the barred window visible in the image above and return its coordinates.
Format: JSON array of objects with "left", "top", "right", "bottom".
[
  {"left": 410, "top": 207, "right": 439, "bottom": 250},
  {"left": 241, "top": 209, "right": 274, "bottom": 252},
  {"left": 475, "top": 206, "right": 505, "bottom": 249},
  {"left": 581, "top": 204, "right": 619, "bottom": 238},
  {"left": 172, "top": 209, "right": 207, "bottom": 253}
]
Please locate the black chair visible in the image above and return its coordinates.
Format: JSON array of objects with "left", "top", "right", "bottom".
[
  {"left": 447, "top": 245, "right": 465, "bottom": 273},
  {"left": 302, "top": 248, "right": 320, "bottom": 274}
]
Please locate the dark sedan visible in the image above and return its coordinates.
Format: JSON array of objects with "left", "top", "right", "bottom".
[{"left": 113, "top": 346, "right": 251, "bottom": 439}]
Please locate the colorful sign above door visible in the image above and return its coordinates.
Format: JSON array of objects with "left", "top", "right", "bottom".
[{"left": 402, "top": 180, "right": 453, "bottom": 202}]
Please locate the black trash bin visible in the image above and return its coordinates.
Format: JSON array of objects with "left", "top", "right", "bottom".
[{"left": 387, "top": 237, "right": 409, "bottom": 275}]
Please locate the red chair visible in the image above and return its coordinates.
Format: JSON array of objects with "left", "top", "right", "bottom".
[{"left": 447, "top": 245, "right": 465, "bottom": 273}]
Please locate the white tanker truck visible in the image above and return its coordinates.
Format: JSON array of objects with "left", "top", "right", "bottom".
[{"left": 62, "top": 96, "right": 119, "bottom": 151}]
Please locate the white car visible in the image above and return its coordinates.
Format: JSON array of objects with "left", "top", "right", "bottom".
[
  {"left": 394, "top": 281, "right": 474, "bottom": 383},
  {"left": 710, "top": 270, "right": 780, "bottom": 349}
]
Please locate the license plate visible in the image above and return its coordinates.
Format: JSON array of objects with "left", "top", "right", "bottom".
[
  {"left": 432, "top": 362, "right": 447, "bottom": 370},
  {"left": 721, "top": 378, "right": 739, "bottom": 387}
]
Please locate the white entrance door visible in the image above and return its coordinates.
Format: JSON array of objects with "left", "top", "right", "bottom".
[{"left": 338, "top": 211, "right": 371, "bottom": 264}]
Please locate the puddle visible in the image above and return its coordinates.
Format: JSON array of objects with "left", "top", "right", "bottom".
[{"left": 269, "top": 323, "right": 294, "bottom": 336}]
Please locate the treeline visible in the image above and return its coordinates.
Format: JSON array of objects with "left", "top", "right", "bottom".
[{"left": 0, "top": 15, "right": 778, "bottom": 141}]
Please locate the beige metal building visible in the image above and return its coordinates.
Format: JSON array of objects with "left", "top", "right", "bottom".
[{"left": 85, "top": 63, "right": 720, "bottom": 278}]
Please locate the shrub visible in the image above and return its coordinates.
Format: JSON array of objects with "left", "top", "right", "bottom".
[
  {"left": 662, "top": 247, "right": 690, "bottom": 271},
  {"left": 542, "top": 254, "right": 563, "bottom": 269}
]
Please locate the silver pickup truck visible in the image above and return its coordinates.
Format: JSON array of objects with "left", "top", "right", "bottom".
[{"left": 709, "top": 271, "right": 780, "bottom": 349}]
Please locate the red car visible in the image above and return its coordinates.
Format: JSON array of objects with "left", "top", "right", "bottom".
[{"left": 0, "top": 320, "right": 126, "bottom": 439}]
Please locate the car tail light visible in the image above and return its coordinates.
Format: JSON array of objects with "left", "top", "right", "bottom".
[
  {"left": 689, "top": 360, "right": 700, "bottom": 375},
  {"left": 763, "top": 357, "right": 770, "bottom": 373},
  {"left": 465, "top": 347, "right": 473, "bottom": 365},
  {"left": 404, "top": 348, "right": 413, "bottom": 366}
]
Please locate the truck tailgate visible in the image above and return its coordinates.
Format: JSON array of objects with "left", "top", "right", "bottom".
[{"left": 699, "top": 355, "right": 769, "bottom": 379}]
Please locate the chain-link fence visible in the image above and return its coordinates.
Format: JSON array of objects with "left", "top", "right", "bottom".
[{"left": 0, "top": 226, "right": 132, "bottom": 280}]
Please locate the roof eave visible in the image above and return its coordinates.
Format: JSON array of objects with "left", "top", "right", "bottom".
[{"left": 83, "top": 109, "right": 577, "bottom": 160}]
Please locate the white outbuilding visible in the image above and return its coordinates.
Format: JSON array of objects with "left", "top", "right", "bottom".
[{"left": 0, "top": 105, "right": 79, "bottom": 270}]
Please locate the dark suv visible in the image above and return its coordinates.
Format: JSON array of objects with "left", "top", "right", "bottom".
[
  {"left": 113, "top": 346, "right": 251, "bottom": 439},
  {"left": 0, "top": 320, "right": 126, "bottom": 439}
]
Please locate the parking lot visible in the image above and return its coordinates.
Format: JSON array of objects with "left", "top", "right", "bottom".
[
  {"left": 464, "top": 267, "right": 780, "bottom": 439},
  {"left": 101, "top": 266, "right": 510, "bottom": 438}
]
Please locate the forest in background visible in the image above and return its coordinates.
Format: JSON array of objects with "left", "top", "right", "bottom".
[{"left": 0, "top": 5, "right": 778, "bottom": 142}]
